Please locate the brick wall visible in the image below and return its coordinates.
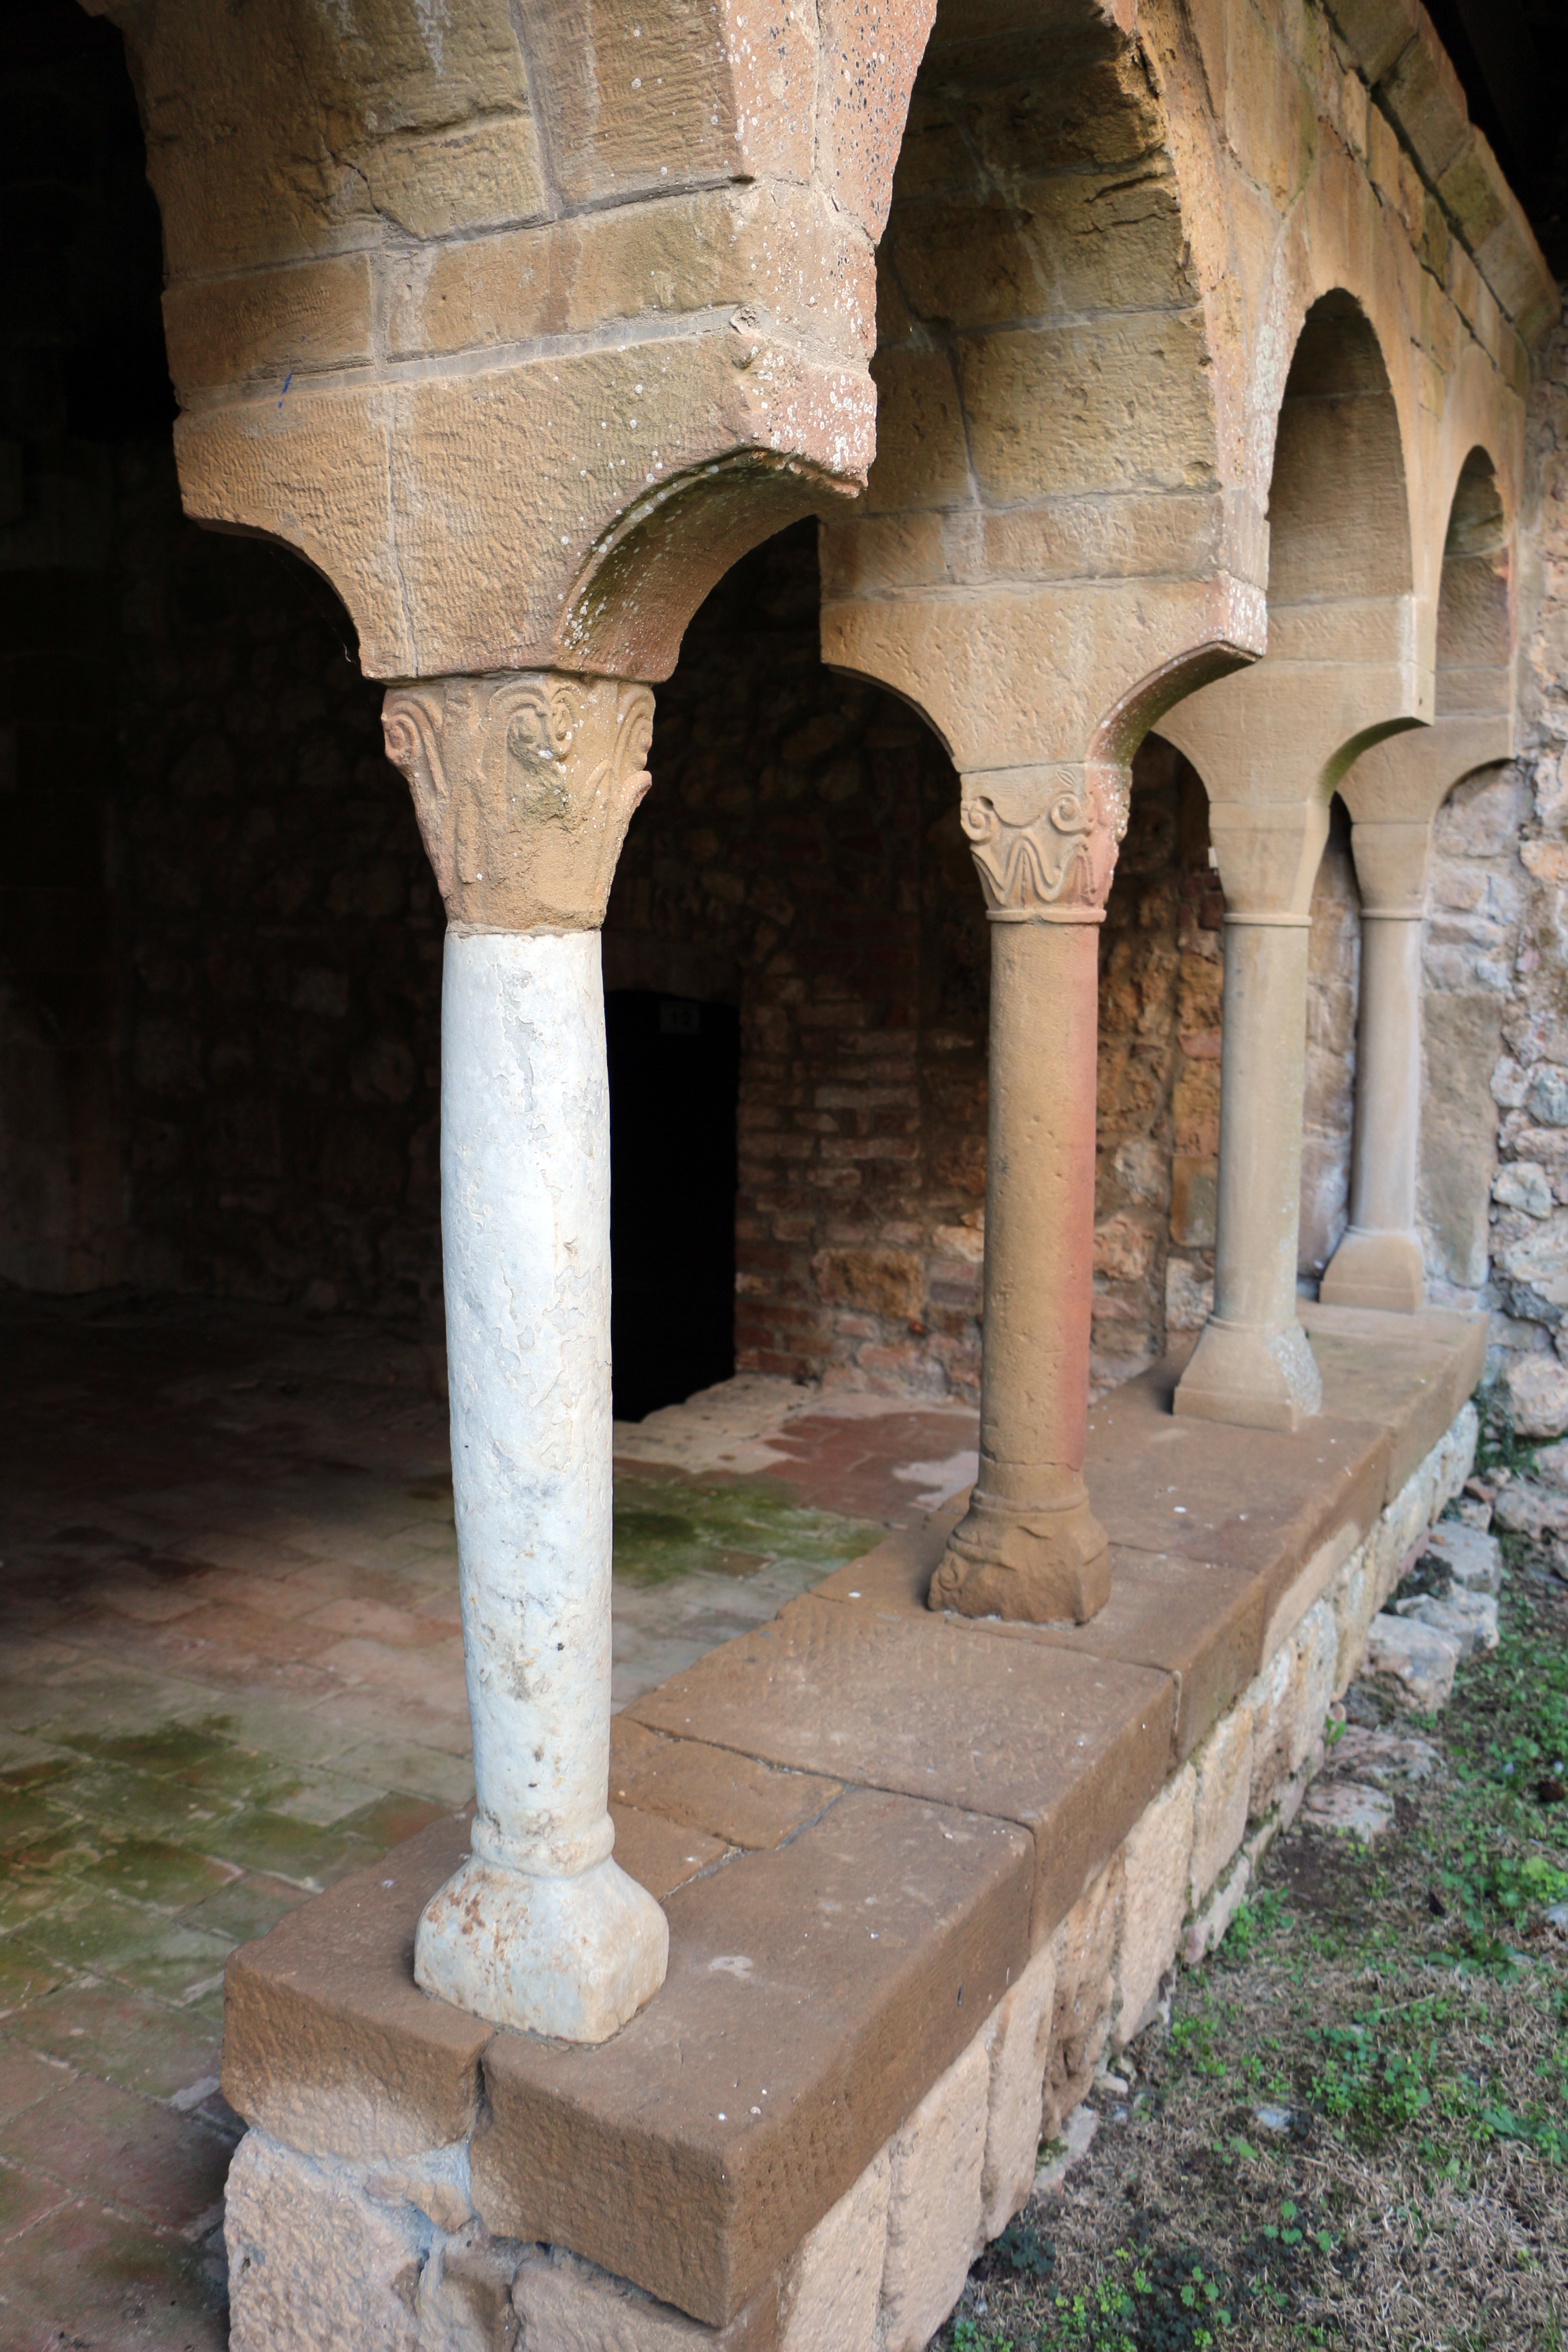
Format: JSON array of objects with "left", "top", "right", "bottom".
[{"left": 606, "top": 521, "right": 991, "bottom": 1399}]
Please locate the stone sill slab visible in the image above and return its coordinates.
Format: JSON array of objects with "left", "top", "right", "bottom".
[{"left": 221, "top": 1304, "right": 1484, "bottom": 2335}]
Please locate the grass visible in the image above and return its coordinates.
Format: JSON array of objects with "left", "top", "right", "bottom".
[{"left": 936, "top": 1441, "right": 1568, "bottom": 2350}]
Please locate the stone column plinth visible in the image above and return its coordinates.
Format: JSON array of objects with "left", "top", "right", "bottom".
[
  {"left": 1174, "top": 800, "right": 1327, "bottom": 1432},
  {"left": 932, "top": 763, "right": 1124, "bottom": 1626},
  {"left": 382, "top": 671, "right": 668, "bottom": 2042},
  {"left": 1320, "top": 819, "right": 1429, "bottom": 1313}
]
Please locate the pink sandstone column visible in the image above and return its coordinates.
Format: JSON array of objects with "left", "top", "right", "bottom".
[{"left": 930, "top": 762, "right": 1124, "bottom": 1625}]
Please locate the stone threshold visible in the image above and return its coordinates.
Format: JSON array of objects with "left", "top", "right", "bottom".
[{"left": 220, "top": 1303, "right": 1484, "bottom": 2350}]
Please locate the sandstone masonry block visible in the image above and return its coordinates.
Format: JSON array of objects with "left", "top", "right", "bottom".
[
  {"left": 1047, "top": 1857, "right": 1122, "bottom": 2132},
  {"left": 1114, "top": 1763, "right": 1196, "bottom": 2042},
  {"left": 1190, "top": 1706, "right": 1254, "bottom": 1903},
  {"left": 879, "top": 2034, "right": 988, "bottom": 2352},
  {"left": 777, "top": 2151, "right": 891, "bottom": 2352},
  {"left": 512, "top": 2246, "right": 775, "bottom": 2351},
  {"left": 226, "top": 2128, "right": 429, "bottom": 2352},
  {"left": 979, "top": 1943, "right": 1058, "bottom": 2238},
  {"left": 1290, "top": 1603, "right": 1339, "bottom": 1776},
  {"left": 1330, "top": 1539, "right": 1379, "bottom": 1693}
]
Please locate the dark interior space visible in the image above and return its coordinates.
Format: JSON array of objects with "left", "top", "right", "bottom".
[
  {"left": 0, "top": 0, "right": 444, "bottom": 1324},
  {"left": 606, "top": 990, "right": 740, "bottom": 1421}
]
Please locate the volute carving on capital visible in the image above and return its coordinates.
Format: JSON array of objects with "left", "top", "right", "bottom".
[
  {"left": 382, "top": 671, "right": 655, "bottom": 932},
  {"left": 962, "top": 763, "right": 1129, "bottom": 920}
]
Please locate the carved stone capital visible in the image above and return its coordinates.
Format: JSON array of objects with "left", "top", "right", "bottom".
[
  {"left": 382, "top": 670, "right": 655, "bottom": 931},
  {"left": 961, "top": 761, "right": 1128, "bottom": 918}
]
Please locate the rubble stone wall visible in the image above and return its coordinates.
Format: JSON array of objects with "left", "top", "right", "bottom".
[{"left": 1475, "top": 295, "right": 1568, "bottom": 1435}]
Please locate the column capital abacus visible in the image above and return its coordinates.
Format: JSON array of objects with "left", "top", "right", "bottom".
[
  {"left": 382, "top": 669, "right": 655, "bottom": 933},
  {"left": 961, "top": 760, "right": 1128, "bottom": 924}
]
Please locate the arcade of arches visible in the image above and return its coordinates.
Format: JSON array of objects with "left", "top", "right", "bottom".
[{"left": 2, "top": 0, "right": 1568, "bottom": 2344}]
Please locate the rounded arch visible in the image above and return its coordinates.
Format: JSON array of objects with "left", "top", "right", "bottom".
[
  {"left": 1434, "top": 444, "right": 1514, "bottom": 720},
  {"left": 1266, "top": 289, "right": 1414, "bottom": 609},
  {"left": 819, "top": 0, "right": 1262, "bottom": 777}
]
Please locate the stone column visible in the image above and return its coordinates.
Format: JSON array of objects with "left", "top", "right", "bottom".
[
  {"left": 1173, "top": 799, "right": 1328, "bottom": 1431},
  {"left": 1319, "top": 819, "right": 1430, "bottom": 1313},
  {"left": 1322, "top": 719, "right": 1515, "bottom": 1316},
  {"left": 382, "top": 670, "right": 668, "bottom": 2042},
  {"left": 931, "top": 763, "right": 1125, "bottom": 1625}
]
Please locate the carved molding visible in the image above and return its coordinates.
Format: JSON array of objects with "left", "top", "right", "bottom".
[
  {"left": 962, "top": 762, "right": 1128, "bottom": 917},
  {"left": 382, "top": 671, "right": 655, "bottom": 932}
]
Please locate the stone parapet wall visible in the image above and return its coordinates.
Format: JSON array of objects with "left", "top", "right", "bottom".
[{"left": 220, "top": 1387, "right": 1477, "bottom": 2352}]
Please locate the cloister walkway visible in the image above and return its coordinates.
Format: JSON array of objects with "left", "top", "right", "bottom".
[{"left": 0, "top": 1294, "right": 975, "bottom": 2349}]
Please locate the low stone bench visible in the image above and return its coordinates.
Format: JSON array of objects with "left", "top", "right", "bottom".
[{"left": 221, "top": 1304, "right": 1484, "bottom": 2352}]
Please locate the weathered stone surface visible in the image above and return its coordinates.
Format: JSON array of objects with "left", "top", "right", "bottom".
[
  {"left": 164, "top": 255, "right": 375, "bottom": 395},
  {"left": 776, "top": 2151, "right": 889, "bottom": 2352},
  {"left": 819, "top": 1533, "right": 1264, "bottom": 1766},
  {"left": 1182, "top": 1852, "right": 1251, "bottom": 1965},
  {"left": 1190, "top": 1705, "right": 1255, "bottom": 1903},
  {"left": 879, "top": 2034, "right": 988, "bottom": 2352},
  {"left": 1421, "top": 1521, "right": 1503, "bottom": 1593},
  {"left": 511, "top": 2246, "right": 777, "bottom": 2351},
  {"left": 417, "top": 2228, "right": 523, "bottom": 2350},
  {"left": 1505, "top": 1356, "right": 1568, "bottom": 1439},
  {"left": 1420, "top": 992, "right": 1504, "bottom": 1288},
  {"left": 226, "top": 2128, "right": 429, "bottom": 2352},
  {"left": 609, "top": 1719, "right": 841, "bottom": 1852},
  {"left": 222, "top": 1813, "right": 493, "bottom": 2164},
  {"left": 1365, "top": 1612, "right": 1462, "bottom": 1710},
  {"left": 628, "top": 1596, "right": 1175, "bottom": 1944},
  {"left": 473, "top": 1789, "right": 1031, "bottom": 2326},
  {"left": 979, "top": 1943, "right": 1057, "bottom": 2238},
  {"left": 1492, "top": 1480, "right": 1568, "bottom": 1540},
  {"left": 1394, "top": 1588, "right": 1499, "bottom": 1654},
  {"left": 610, "top": 1802, "right": 732, "bottom": 1898},
  {"left": 1114, "top": 1765, "right": 1195, "bottom": 2042},
  {"left": 1330, "top": 1726, "right": 1444, "bottom": 1785},
  {"left": 1082, "top": 1364, "right": 1389, "bottom": 1614},
  {"left": 1046, "top": 1858, "right": 1122, "bottom": 2134},
  {"left": 1301, "top": 1780, "right": 1396, "bottom": 1840},
  {"left": 1301, "top": 1303, "right": 1488, "bottom": 1501}
]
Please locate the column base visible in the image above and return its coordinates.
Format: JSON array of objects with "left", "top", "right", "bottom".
[
  {"left": 1173, "top": 1316, "right": 1322, "bottom": 1432},
  {"left": 929, "top": 1485, "right": 1111, "bottom": 1624},
  {"left": 414, "top": 1852, "right": 669, "bottom": 2042},
  {"left": 1320, "top": 1226, "right": 1424, "bottom": 1314}
]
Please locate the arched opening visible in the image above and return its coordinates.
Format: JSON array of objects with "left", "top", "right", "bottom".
[
  {"left": 601, "top": 518, "right": 986, "bottom": 1418},
  {"left": 1265, "top": 291, "right": 1414, "bottom": 622},
  {"left": 1419, "top": 445, "right": 1517, "bottom": 1297}
]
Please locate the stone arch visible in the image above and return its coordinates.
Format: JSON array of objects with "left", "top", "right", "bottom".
[
  {"left": 93, "top": 0, "right": 937, "bottom": 683},
  {"left": 1435, "top": 445, "right": 1514, "bottom": 721},
  {"left": 819, "top": 0, "right": 1258, "bottom": 775},
  {"left": 1267, "top": 291, "right": 1414, "bottom": 619}
]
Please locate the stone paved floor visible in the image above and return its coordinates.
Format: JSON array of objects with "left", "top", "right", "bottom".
[{"left": 0, "top": 1293, "right": 977, "bottom": 2349}]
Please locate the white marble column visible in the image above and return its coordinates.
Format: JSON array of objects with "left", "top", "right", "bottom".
[
  {"left": 382, "top": 672, "right": 668, "bottom": 2042},
  {"left": 931, "top": 762, "right": 1124, "bottom": 1626}
]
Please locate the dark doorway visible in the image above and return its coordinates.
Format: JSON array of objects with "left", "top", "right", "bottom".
[{"left": 606, "top": 990, "right": 740, "bottom": 1421}]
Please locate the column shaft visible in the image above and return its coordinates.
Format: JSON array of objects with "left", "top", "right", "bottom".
[
  {"left": 1175, "top": 915, "right": 1324, "bottom": 1428},
  {"left": 1321, "top": 815, "right": 1431, "bottom": 1313},
  {"left": 932, "top": 917, "right": 1109, "bottom": 1622},
  {"left": 415, "top": 929, "right": 667, "bottom": 2038}
]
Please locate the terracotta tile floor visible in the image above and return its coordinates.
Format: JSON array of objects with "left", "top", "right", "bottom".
[{"left": 0, "top": 1293, "right": 977, "bottom": 2349}]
